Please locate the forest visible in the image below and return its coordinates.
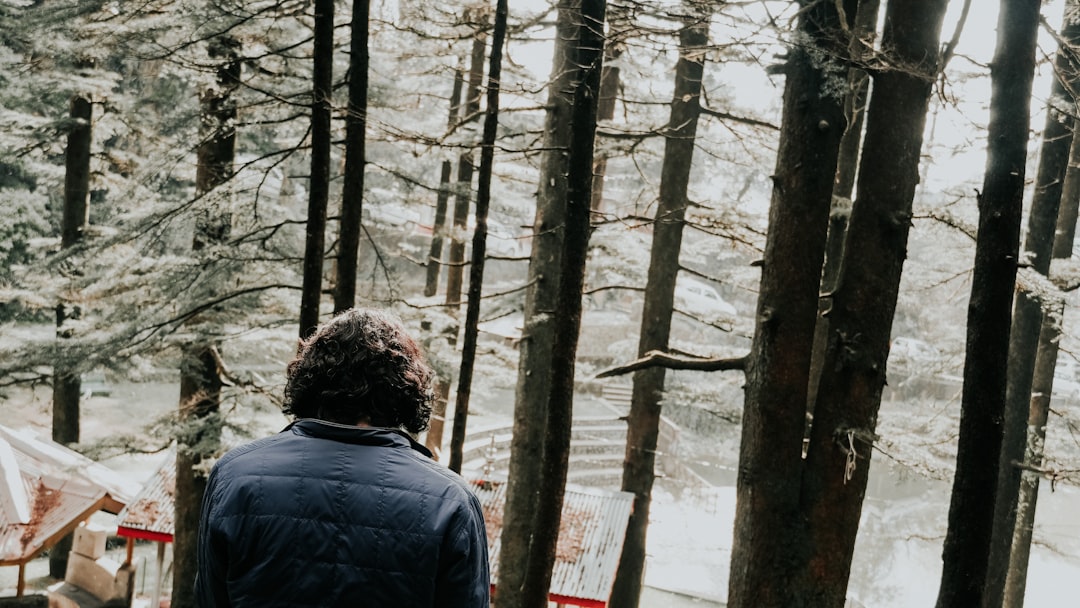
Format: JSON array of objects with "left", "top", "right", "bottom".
[{"left": 2, "top": 0, "right": 1080, "bottom": 606}]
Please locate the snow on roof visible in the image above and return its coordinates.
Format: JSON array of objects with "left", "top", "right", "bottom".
[
  {"left": 0, "top": 425, "right": 140, "bottom": 510},
  {"left": 115, "top": 448, "right": 175, "bottom": 542},
  {"left": 0, "top": 437, "right": 30, "bottom": 525},
  {"left": 0, "top": 424, "right": 145, "bottom": 566},
  {"left": 0, "top": 475, "right": 108, "bottom": 566},
  {"left": 473, "top": 477, "right": 634, "bottom": 606}
]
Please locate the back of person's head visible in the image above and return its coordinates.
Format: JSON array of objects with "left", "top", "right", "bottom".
[{"left": 283, "top": 308, "right": 434, "bottom": 433}]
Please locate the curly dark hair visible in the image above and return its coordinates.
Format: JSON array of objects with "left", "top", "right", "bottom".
[{"left": 283, "top": 309, "right": 434, "bottom": 433}]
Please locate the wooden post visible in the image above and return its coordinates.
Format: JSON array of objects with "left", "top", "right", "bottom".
[
  {"left": 16, "top": 563, "right": 25, "bottom": 597},
  {"left": 151, "top": 541, "right": 166, "bottom": 608},
  {"left": 125, "top": 536, "right": 135, "bottom": 566}
]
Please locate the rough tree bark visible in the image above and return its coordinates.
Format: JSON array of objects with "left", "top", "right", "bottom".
[
  {"left": 53, "top": 94, "right": 92, "bottom": 448},
  {"left": 49, "top": 92, "right": 92, "bottom": 579},
  {"left": 424, "top": 69, "right": 465, "bottom": 298},
  {"left": 1003, "top": 17, "right": 1080, "bottom": 602},
  {"left": 608, "top": 10, "right": 707, "bottom": 608},
  {"left": 726, "top": 0, "right": 856, "bottom": 605},
  {"left": 497, "top": 1, "right": 605, "bottom": 606},
  {"left": 833, "top": 0, "right": 879, "bottom": 201},
  {"left": 172, "top": 37, "right": 240, "bottom": 608},
  {"left": 522, "top": 0, "right": 605, "bottom": 604},
  {"left": 796, "top": 1, "right": 949, "bottom": 605},
  {"left": 447, "top": 0, "right": 507, "bottom": 474},
  {"left": 935, "top": 2, "right": 1040, "bottom": 606},
  {"left": 299, "top": 0, "right": 334, "bottom": 336},
  {"left": 445, "top": 12, "right": 487, "bottom": 308},
  {"left": 589, "top": 0, "right": 628, "bottom": 213},
  {"left": 333, "top": 0, "right": 370, "bottom": 313},
  {"left": 807, "top": 0, "right": 879, "bottom": 418},
  {"left": 497, "top": 0, "right": 577, "bottom": 601},
  {"left": 985, "top": 8, "right": 1080, "bottom": 606}
]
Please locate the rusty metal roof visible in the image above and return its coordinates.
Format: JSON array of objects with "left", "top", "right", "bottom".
[
  {"left": 0, "top": 425, "right": 140, "bottom": 512},
  {"left": 472, "top": 477, "right": 634, "bottom": 605},
  {"left": 115, "top": 448, "right": 175, "bottom": 541},
  {"left": 0, "top": 426, "right": 120, "bottom": 566}
]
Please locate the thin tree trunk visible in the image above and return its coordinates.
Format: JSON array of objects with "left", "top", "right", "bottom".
[
  {"left": 50, "top": 89, "right": 94, "bottom": 579},
  {"left": 1055, "top": 138, "right": 1080, "bottom": 256},
  {"left": 1003, "top": 41, "right": 1080, "bottom": 603},
  {"left": 52, "top": 92, "right": 92, "bottom": 449},
  {"left": 1003, "top": 313, "right": 1059, "bottom": 608},
  {"left": 299, "top": 0, "right": 334, "bottom": 337},
  {"left": 523, "top": 1, "right": 605, "bottom": 604},
  {"left": 446, "top": 16, "right": 487, "bottom": 308},
  {"left": 333, "top": 0, "right": 370, "bottom": 313},
  {"left": 424, "top": 70, "right": 465, "bottom": 298},
  {"left": 61, "top": 96, "right": 92, "bottom": 249},
  {"left": 497, "top": 1, "right": 604, "bottom": 606},
  {"left": 608, "top": 10, "right": 707, "bottom": 608},
  {"left": 726, "top": 1, "right": 856, "bottom": 605},
  {"left": 172, "top": 37, "right": 240, "bottom": 608},
  {"left": 807, "top": 0, "right": 879, "bottom": 417},
  {"left": 589, "top": 1, "right": 628, "bottom": 213},
  {"left": 797, "top": 1, "right": 949, "bottom": 604},
  {"left": 447, "top": 0, "right": 507, "bottom": 474},
  {"left": 935, "top": 3, "right": 1040, "bottom": 606},
  {"left": 985, "top": 9, "right": 1080, "bottom": 605},
  {"left": 833, "top": 0, "right": 879, "bottom": 202}
]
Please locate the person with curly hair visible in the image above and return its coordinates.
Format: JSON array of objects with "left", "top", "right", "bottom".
[{"left": 195, "top": 309, "right": 490, "bottom": 607}]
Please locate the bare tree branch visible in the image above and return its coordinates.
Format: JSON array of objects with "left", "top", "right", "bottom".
[{"left": 596, "top": 349, "right": 747, "bottom": 378}]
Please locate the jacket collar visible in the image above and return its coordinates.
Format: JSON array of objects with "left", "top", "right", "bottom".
[{"left": 287, "top": 418, "right": 434, "bottom": 459}]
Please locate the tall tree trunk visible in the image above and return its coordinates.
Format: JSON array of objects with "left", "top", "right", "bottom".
[
  {"left": 1004, "top": 309, "right": 1061, "bottom": 608},
  {"left": 497, "top": 1, "right": 604, "bottom": 606},
  {"left": 446, "top": 15, "right": 487, "bottom": 309},
  {"left": 1003, "top": 33, "right": 1080, "bottom": 603},
  {"left": 985, "top": 8, "right": 1080, "bottom": 606},
  {"left": 726, "top": 0, "right": 856, "bottom": 605},
  {"left": 608, "top": 11, "right": 707, "bottom": 608},
  {"left": 50, "top": 92, "right": 93, "bottom": 579},
  {"left": 172, "top": 37, "right": 240, "bottom": 608},
  {"left": 333, "top": 0, "right": 370, "bottom": 313},
  {"left": 808, "top": 0, "right": 880, "bottom": 417},
  {"left": 526, "top": 1, "right": 605, "bottom": 604},
  {"left": 424, "top": 70, "right": 465, "bottom": 298},
  {"left": 52, "top": 94, "right": 92, "bottom": 450},
  {"left": 797, "top": 1, "right": 949, "bottom": 605},
  {"left": 49, "top": 93, "right": 92, "bottom": 578},
  {"left": 589, "top": 1, "right": 628, "bottom": 213},
  {"left": 299, "top": 0, "right": 334, "bottom": 336},
  {"left": 447, "top": 0, "right": 507, "bottom": 474},
  {"left": 935, "top": 2, "right": 1040, "bottom": 606}
]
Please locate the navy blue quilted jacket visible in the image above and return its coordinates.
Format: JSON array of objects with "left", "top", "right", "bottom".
[{"left": 195, "top": 419, "right": 490, "bottom": 607}]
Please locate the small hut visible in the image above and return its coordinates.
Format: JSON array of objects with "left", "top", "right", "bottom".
[
  {"left": 0, "top": 425, "right": 138, "bottom": 598},
  {"left": 114, "top": 449, "right": 174, "bottom": 608}
]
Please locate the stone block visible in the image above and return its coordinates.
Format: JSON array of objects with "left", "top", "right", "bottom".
[
  {"left": 72, "top": 524, "right": 108, "bottom": 560},
  {"left": 64, "top": 553, "right": 127, "bottom": 603}
]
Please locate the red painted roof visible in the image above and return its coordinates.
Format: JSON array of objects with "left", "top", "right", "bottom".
[{"left": 115, "top": 448, "right": 175, "bottom": 542}]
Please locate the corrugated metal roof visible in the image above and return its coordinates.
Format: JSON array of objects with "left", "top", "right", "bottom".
[
  {"left": 0, "top": 424, "right": 142, "bottom": 566},
  {"left": 471, "top": 476, "right": 634, "bottom": 604},
  {"left": 115, "top": 449, "right": 175, "bottom": 540},
  {"left": 0, "top": 425, "right": 140, "bottom": 508}
]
